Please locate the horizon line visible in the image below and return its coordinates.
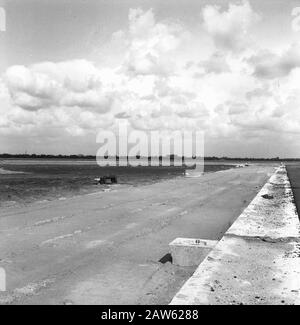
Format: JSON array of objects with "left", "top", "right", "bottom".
[{"left": 1, "top": 153, "right": 300, "bottom": 160}]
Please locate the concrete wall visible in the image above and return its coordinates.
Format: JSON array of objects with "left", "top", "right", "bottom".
[{"left": 170, "top": 166, "right": 300, "bottom": 305}]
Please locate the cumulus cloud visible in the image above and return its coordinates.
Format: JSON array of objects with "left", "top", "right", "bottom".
[
  {"left": 119, "top": 8, "right": 189, "bottom": 76},
  {"left": 198, "top": 52, "right": 231, "bottom": 74},
  {"left": 2, "top": 4, "right": 300, "bottom": 156},
  {"left": 227, "top": 102, "right": 249, "bottom": 115},
  {"left": 0, "top": 60, "right": 114, "bottom": 142},
  {"left": 3, "top": 6, "right": 259, "bottom": 141},
  {"left": 202, "top": 0, "right": 259, "bottom": 52},
  {"left": 5, "top": 60, "right": 113, "bottom": 112},
  {"left": 249, "top": 43, "right": 300, "bottom": 79},
  {"left": 245, "top": 86, "right": 272, "bottom": 100}
]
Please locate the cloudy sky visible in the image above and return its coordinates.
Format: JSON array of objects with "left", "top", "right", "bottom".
[{"left": 0, "top": 0, "right": 300, "bottom": 157}]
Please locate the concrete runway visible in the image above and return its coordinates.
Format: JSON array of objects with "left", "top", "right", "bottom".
[
  {"left": 287, "top": 164, "right": 300, "bottom": 216},
  {"left": 171, "top": 165, "right": 300, "bottom": 305},
  {"left": 0, "top": 164, "right": 275, "bottom": 304}
]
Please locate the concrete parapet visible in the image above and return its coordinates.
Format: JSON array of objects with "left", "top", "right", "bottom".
[{"left": 170, "top": 166, "right": 300, "bottom": 305}]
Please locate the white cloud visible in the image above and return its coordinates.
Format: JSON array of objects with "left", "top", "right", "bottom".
[
  {"left": 249, "top": 43, "right": 300, "bottom": 79},
  {"left": 202, "top": 0, "right": 259, "bottom": 52},
  {"left": 119, "top": 8, "right": 189, "bottom": 76},
  {"left": 4, "top": 60, "right": 113, "bottom": 112},
  {"left": 2, "top": 4, "right": 300, "bottom": 156},
  {"left": 198, "top": 52, "right": 231, "bottom": 74}
]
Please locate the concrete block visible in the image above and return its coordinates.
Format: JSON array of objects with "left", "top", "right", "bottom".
[{"left": 169, "top": 238, "right": 217, "bottom": 267}]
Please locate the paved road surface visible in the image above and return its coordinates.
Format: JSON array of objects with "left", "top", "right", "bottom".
[
  {"left": 0, "top": 165, "right": 274, "bottom": 304},
  {"left": 287, "top": 164, "right": 300, "bottom": 216}
]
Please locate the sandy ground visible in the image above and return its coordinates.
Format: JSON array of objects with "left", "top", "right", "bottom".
[{"left": 0, "top": 164, "right": 276, "bottom": 305}]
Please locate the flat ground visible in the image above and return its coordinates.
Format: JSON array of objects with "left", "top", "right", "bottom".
[
  {"left": 0, "top": 160, "right": 233, "bottom": 205},
  {"left": 0, "top": 164, "right": 275, "bottom": 305}
]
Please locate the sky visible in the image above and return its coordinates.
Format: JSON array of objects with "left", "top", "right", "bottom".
[{"left": 0, "top": 0, "right": 300, "bottom": 157}]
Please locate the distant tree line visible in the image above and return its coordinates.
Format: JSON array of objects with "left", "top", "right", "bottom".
[
  {"left": 0, "top": 153, "right": 95, "bottom": 159},
  {"left": 1, "top": 153, "right": 300, "bottom": 161}
]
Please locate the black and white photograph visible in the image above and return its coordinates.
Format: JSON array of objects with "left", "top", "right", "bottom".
[{"left": 0, "top": 0, "right": 300, "bottom": 310}]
